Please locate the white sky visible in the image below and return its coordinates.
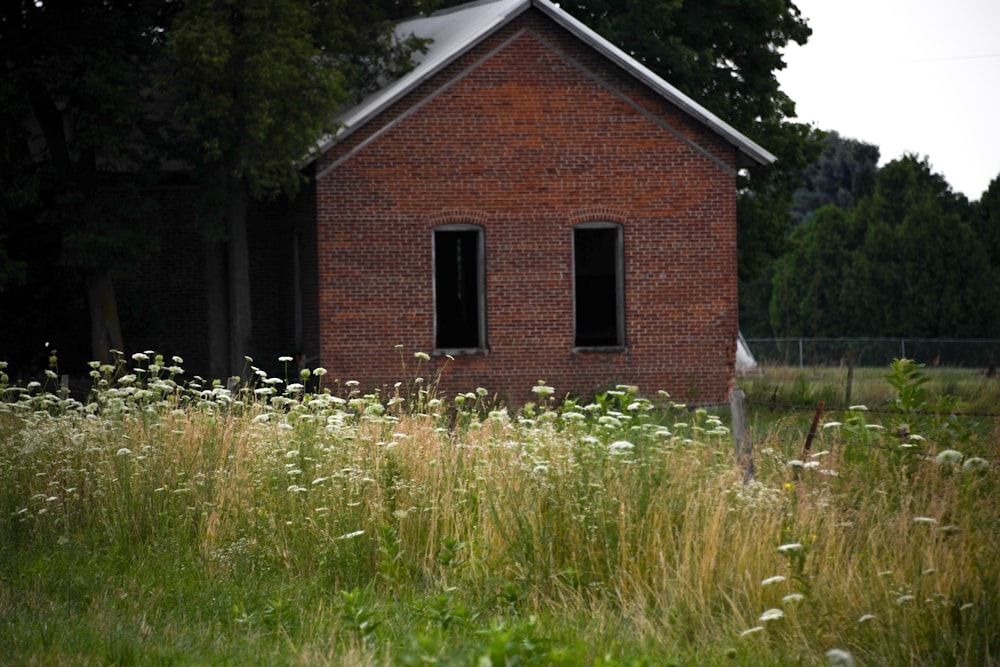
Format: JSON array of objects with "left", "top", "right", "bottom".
[{"left": 776, "top": 0, "right": 1000, "bottom": 201}]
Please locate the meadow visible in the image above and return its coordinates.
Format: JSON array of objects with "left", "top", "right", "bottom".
[{"left": 1, "top": 353, "right": 997, "bottom": 665}]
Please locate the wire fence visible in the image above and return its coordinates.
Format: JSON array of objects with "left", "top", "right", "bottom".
[{"left": 745, "top": 337, "right": 1000, "bottom": 369}]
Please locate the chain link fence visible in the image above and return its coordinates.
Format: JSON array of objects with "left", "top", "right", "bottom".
[{"left": 744, "top": 337, "right": 1000, "bottom": 369}]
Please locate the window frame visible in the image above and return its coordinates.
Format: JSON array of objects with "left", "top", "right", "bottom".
[
  {"left": 432, "top": 223, "right": 487, "bottom": 353},
  {"left": 572, "top": 221, "right": 625, "bottom": 350}
]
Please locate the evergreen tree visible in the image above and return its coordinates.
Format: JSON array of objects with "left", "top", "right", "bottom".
[{"left": 790, "top": 131, "right": 879, "bottom": 225}]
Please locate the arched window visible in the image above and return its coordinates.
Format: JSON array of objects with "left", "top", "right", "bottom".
[
  {"left": 433, "top": 224, "right": 485, "bottom": 350},
  {"left": 573, "top": 222, "right": 624, "bottom": 347}
]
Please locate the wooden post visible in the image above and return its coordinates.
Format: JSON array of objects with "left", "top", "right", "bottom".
[
  {"left": 730, "top": 387, "right": 754, "bottom": 483},
  {"left": 802, "top": 401, "right": 825, "bottom": 457}
]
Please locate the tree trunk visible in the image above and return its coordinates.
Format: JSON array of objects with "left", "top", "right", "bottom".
[
  {"left": 227, "top": 183, "right": 252, "bottom": 378},
  {"left": 86, "top": 270, "right": 124, "bottom": 364},
  {"left": 205, "top": 240, "right": 229, "bottom": 380}
]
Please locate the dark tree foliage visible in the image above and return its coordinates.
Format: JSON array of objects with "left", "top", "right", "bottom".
[
  {"left": 790, "top": 131, "right": 880, "bottom": 225},
  {"left": 975, "top": 175, "right": 1000, "bottom": 269},
  {"left": 771, "top": 155, "right": 998, "bottom": 339},
  {"left": 162, "top": 0, "right": 435, "bottom": 377},
  {"left": 0, "top": 0, "right": 431, "bottom": 375},
  {"left": 0, "top": 0, "right": 175, "bottom": 370}
]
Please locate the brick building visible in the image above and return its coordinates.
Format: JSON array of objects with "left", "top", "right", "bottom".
[
  {"left": 130, "top": 0, "right": 773, "bottom": 404},
  {"left": 306, "top": 0, "right": 773, "bottom": 404}
]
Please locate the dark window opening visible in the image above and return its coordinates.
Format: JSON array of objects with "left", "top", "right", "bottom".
[
  {"left": 574, "top": 224, "right": 623, "bottom": 347},
  {"left": 434, "top": 228, "right": 483, "bottom": 349}
]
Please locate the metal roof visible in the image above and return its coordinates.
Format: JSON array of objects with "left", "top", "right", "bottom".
[{"left": 316, "top": 0, "right": 775, "bottom": 167}]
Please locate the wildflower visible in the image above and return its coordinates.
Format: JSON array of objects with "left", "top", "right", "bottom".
[
  {"left": 896, "top": 595, "right": 915, "bottom": 604},
  {"left": 857, "top": 614, "right": 876, "bottom": 623},
  {"left": 531, "top": 383, "right": 554, "bottom": 396},
  {"left": 962, "top": 457, "right": 989, "bottom": 472},
  {"left": 782, "top": 593, "right": 805, "bottom": 604},
  {"left": 777, "top": 543, "right": 803, "bottom": 553},
  {"left": 413, "top": 351, "right": 430, "bottom": 361},
  {"left": 759, "top": 608, "right": 783, "bottom": 622},
  {"left": 739, "top": 626, "right": 764, "bottom": 637},
  {"left": 116, "top": 447, "right": 132, "bottom": 457},
  {"left": 826, "top": 649, "right": 855, "bottom": 667},
  {"left": 935, "top": 449, "right": 963, "bottom": 466},
  {"left": 313, "top": 367, "right": 327, "bottom": 377},
  {"left": 609, "top": 440, "right": 634, "bottom": 454},
  {"left": 337, "top": 530, "right": 365, "bottom": 540},
  {"left": 913, "top": 516, "right": 938, "bottom": 524},
  {"left": 278, "top": 356, "right": 294, "bottom": 362},
  {"left": 761, "top": 575, "right": 786, "bottom": 586},
  {"left": 131, "top": 352, "right": 149, "bottom": 362},
  {"left": 822, "top": 421, "right": 842, "bottom": 429},
  {"left": 848, "top": 405, "right": 868, "bottom": 411}
]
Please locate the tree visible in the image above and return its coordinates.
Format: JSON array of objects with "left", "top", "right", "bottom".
[
  {"left": 0, "top": 0, "right": 173, "bottom": 368},
  {"left": 161, "top": 0, "right": 431, "bottom": 378},
  {"left": 790, "top": 131, "right": 879, "bottom": 225},
  {"left": 769, "top": 205, "right": 857, "bottom": 338},
  {"left": 770, "top": 155, "right": 997, "bottom": 339}
]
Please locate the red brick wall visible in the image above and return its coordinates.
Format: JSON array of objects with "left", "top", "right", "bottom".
[{"left": 313, "top": 9, "right": 741, "bottom": 404}]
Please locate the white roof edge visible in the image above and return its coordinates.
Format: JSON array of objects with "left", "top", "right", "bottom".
[
  {"left": 531, "top": 0, "right": 775, "bottom": 166},
  {"left": 315, "top": 0, "right": 775, "bottom": 166}
]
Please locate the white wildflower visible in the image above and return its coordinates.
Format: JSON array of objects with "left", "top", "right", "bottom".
[
  {"left": 609, "top": 440, "right": 635, "bottom": 454},
  {"left": 963, "top": 457, "right": 989, "bottom": 472},
  {"left": 935, "top": 449, "right": 963, "bottom": 466},
  {"left": 337, "top": 530, "right": 365, "bottom": 540},
  {"left": 759, "top": 608, "right": 784, "bottom": 622},
  {"left": 826, "top": 648, "right": 855, "bottom": 667},
  {"left": 761, "top": 575, "right": 786, "bottom": 586}
]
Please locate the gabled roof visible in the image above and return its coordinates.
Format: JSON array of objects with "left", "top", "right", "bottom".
[{"left": 318, "top": 0, "right": 775, "bottom": 167}]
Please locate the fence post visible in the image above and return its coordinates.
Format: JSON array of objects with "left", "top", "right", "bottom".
[
  {"left": 799, "top": 338, "right": 804, "bottom": 369},
  {"left": 730, "top": 387, "right": 754, "bottom": 483}
]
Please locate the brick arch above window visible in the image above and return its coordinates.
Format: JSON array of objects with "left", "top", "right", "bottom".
[
  {"left": 567, "top": 207, "right": 628, "bottom": 227},
  {"left": 428, "top": 209, "right": 489, "bottom": 227}
]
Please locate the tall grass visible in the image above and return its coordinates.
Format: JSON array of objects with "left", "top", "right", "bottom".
[{"left": 0, "top": 354, "right": 997, "bottom": 665}]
